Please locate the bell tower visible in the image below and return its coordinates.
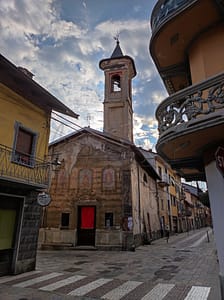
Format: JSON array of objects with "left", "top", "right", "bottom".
[{"left": 99, "top": 39, "right": 136, "bottom": 142}]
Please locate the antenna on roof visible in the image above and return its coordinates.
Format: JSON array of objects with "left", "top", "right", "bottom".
[{"left": 86, "top": 113, "right": 92, "bottom": 127}]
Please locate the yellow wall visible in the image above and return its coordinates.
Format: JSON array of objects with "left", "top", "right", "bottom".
[
  {"left": 189, "top": 24, "right": 224, "bottom": 84},
  {"left": 171, "top": 205, "right": 178, "bottom": 216},
  {"left": 0, "top": 84, "right": 50, "bottom": 160}
]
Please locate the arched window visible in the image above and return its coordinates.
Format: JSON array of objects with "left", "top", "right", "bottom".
[{"left": 111, "top": 74, "right": 121, "bottom": 92}]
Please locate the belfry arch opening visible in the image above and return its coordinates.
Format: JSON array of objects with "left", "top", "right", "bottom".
[{"left": 111, "top": 74, "right": 121, "bottom": 92}]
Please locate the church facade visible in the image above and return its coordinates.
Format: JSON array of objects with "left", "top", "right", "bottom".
[{"left": 39, "top": 41, "right": 161, "bottom": 250}]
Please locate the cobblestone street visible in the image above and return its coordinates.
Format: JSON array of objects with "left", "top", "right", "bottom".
[{"left": 0, "top": 227, "right": 220, "bottom": 300}]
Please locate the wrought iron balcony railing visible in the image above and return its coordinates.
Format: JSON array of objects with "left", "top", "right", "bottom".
[
  {"left": 0, "top": 144, "right": 50, "bottom": 187},
  {"left": 151, "top": 0, "right": 195, "bottom": 31},
  {"left": 156, "top": 72, "right": 224, "bottom": 136}
]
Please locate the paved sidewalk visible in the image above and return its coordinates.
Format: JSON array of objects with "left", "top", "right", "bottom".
[{"left": 0, "top": 228, "right": 221, "bottom": 300}]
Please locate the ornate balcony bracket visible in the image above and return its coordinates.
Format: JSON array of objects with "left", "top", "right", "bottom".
[{"left": 156, "top": 73, "right": 224, "bottom": 134}]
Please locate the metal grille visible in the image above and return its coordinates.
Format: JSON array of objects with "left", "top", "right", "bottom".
[{"left": 0, "top": 144, "right": 50, "bottom": 187}]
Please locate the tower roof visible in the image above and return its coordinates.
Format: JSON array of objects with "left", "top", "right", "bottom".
[
  {"left": 99, "top": 39, "right": 137, "bottom": 78},
  {"left": 111, "top": 40, "right": 123, "bottom": 58}
]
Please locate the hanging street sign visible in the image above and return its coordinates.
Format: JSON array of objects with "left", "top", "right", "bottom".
[{"left": 37, "top": 192, "right": 51, "bottom": 207}]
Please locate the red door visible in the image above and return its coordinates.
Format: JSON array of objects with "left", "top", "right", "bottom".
[{"left": 77, "top": 206, "right": 96, "bottom": 246}]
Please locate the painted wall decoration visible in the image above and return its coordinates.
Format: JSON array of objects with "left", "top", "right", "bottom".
[
  {"left": 79, "top": 168, "right": 93, "bottom": 190},
  {"left": 102, "top": 167, "right": 115, "bottom": 189}
]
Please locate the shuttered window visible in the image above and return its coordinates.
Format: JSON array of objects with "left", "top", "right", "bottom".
[
  {"left": 16, "top": 128, "right": 33, "bottom": 154},
  {"left": 13, "top": 123, "right": 37, "bottom": 166}
]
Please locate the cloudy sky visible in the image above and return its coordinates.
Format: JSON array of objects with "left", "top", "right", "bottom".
[{"left": 0, "top": 0, "right": 168, "bottom": 150}]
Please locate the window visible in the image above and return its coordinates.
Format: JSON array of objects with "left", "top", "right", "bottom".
[
  {"left": 61, "top": 213, "right": 70, "bottom": 228},
  {"left": 161, "top": 198, "right": 164, "bottom": 210},
  {"left": 111, "top": 74, "right": 121, "bottom": 92},
  {"left": 12, "top": 122, "right": 38, "bottom": 167},
  {"left": 105, "top": 212, "right": 113, "bottom": 228},
  {"left": 143, "top": 173, "right": 147, "bottom": 183},
  {"left": 167, "top": 198, "right": 171, "bottom": 209},
  {"left": 158, "top": 166, "right": 162, "bottom": 177},
  {"left": 171, "top": 195, "right": 177, "bottom": 206}
]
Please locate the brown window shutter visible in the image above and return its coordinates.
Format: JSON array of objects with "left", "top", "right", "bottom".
[{"left": 16, "top": 129, "right": 33, "bottom": 155}]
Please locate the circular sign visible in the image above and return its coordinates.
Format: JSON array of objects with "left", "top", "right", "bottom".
[{"left": 37, "top": 192, "right": 51, "bottom": 206}]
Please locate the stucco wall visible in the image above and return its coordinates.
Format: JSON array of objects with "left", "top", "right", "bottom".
[
  {"left": 0, "top": 84, "right": 50, "bottom": 160},
  {"left": 189, "top": 24, "right": 224, "bottom": 84}
]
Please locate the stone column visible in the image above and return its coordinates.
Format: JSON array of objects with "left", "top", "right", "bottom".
[{"left": 205, "top": 159, "right": 224, "bottom": 299}]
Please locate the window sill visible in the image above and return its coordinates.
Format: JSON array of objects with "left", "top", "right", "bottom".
[
  {"left": 11, "top": 159, "right": 35, "bottom": 168},
  {"left": 60, "top": 226, "right": 69, "bottom": 230}
]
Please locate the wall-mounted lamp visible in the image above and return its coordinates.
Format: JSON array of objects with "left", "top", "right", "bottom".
[{"left": 51, "top": 156, "right": 62, "bottom": 171}]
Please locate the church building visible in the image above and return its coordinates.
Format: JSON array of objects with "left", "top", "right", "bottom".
[{"left": 39, "top": 41, "right": 161, "bottom": 250}]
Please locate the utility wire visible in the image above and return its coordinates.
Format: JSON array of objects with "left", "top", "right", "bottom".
[
  {"left": 51, "top": 116, "right": 78, "bottom": 131},
  {"left": 51, "top": 111, "right": 131, "bottom": 149},
  {"left": 52, "top": 111, "right": 83, "bottom": 130}
]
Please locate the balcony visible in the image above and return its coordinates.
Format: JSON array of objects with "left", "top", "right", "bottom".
[
  {"left": 150, "top": 0, "right": 224, "bottom": 94},
  {"left": 157, "top": 174, "right": 169, "bottom": 187},
  {"left": 0, "top": 144, "right": 50, "bottom": 188},
  {"left": 156, "top": 72, "right": 224, "bottom": 181},
  {"left": 151, "top": 0, "right": 195, "bottom": 32}
]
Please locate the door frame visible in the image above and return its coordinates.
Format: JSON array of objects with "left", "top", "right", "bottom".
[{"left": 77, "top": 205, "right": 96, "bottom": 246}]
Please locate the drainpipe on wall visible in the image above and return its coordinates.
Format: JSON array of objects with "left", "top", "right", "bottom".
[
  {"left": 137, "top": 164, "right": 141, "bottom": 235},
  {"left": 167, "top": 186, "right": 173, "bottom": 232}
]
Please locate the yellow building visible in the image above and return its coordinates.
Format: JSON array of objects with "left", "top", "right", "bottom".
[
  {"left": 0, "top": 54, "right": 78, "bottom": 276},
  {"left": 147, "top": 151, "right": 182, "bottom": 235},
  {"left": 182, "top": 183, "right": 210, "bottom": 230}
]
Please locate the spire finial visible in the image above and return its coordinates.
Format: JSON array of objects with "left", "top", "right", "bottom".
[
  {"left": 113, "top": 32, "right": 120, "bottom": 45},
  {"left": 111, "top": 32, "right": 123, "bottom": 58}
]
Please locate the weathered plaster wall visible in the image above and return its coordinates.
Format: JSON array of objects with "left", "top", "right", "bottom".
[
  {"left": 41, "top": 133, "right": 133, "bottom": 249},
  {"left": 130, "top": 159, "right": 160, "bottom": 244}
]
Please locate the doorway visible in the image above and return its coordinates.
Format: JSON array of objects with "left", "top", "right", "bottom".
[
  {"left": 0, "top": 194, "right": 22, "bottom": 276},
  {"left": 77, "top": 206, "right": 96, "bottom": 246}
]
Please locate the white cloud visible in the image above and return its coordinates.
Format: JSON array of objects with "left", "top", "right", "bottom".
[
  {"left": 151, "top": 90, "right": 168, "bottom": 105},
  {"left": 0, "top": 0, "right": 164, "bottom": 148}
]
